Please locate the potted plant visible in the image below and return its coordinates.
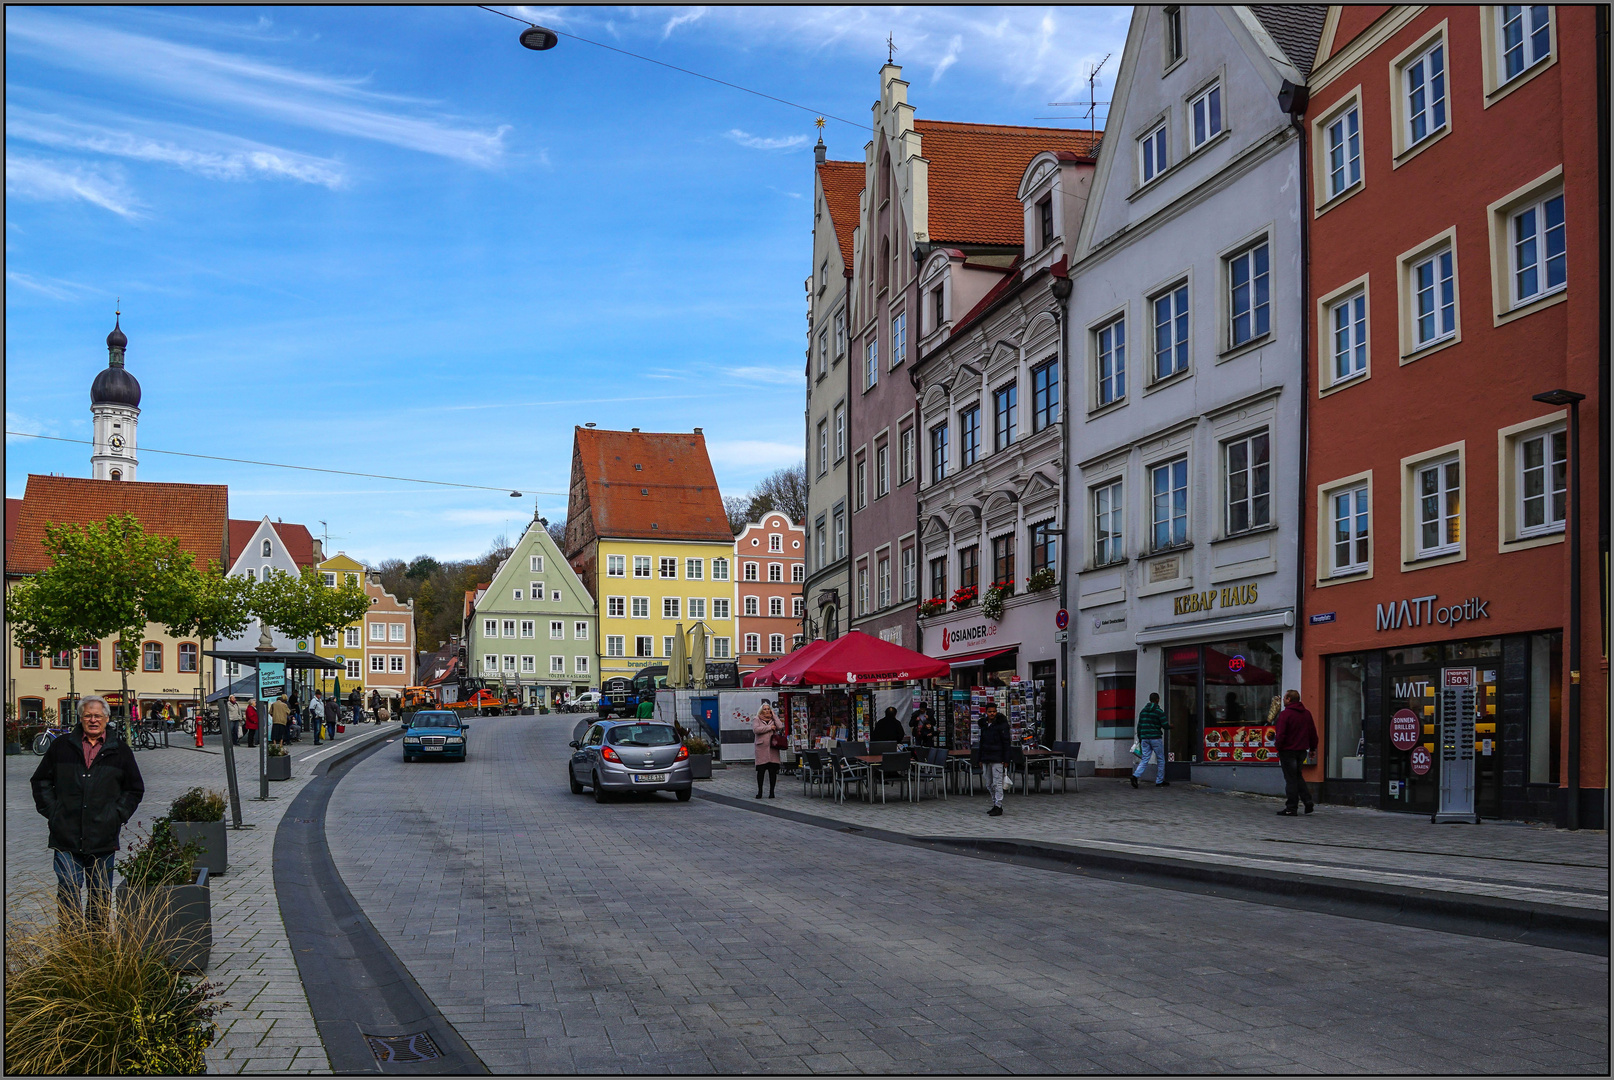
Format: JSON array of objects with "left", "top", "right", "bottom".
[
  {"left": 981, "top": 580, "right": 1013, "bottom": 621},
  {"left": 682, "top": 734, "right": 714, "bottom": 780},
  {"left": 1025, "top": 567, "right": 1057, "bottom": 594},
  {"left": 949, "top": 585, "right": 979, "bottom": 610},
  {"left": 917, "top": 597, "right": 946, "bottom": 618},
  {"left": 167, "top": 788, "right": 228, "bottom": 877},
  {"left": 116, "top": 819, "right": 211, "bottom": 973},
  {"left": 265, "top": 743, "right": 291, "bottom": 781}
]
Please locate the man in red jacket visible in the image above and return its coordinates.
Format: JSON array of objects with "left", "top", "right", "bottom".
[{"left": 1273, "top": 690, "right": 1317, "bottom": 816}]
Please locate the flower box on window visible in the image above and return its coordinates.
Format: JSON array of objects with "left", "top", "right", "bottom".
[{"left": 949, "top": 586, "right": 979, "bottom": 610}]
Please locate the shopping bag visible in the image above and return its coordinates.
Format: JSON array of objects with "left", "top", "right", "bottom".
[
  {"left": 1129, "top": 740, "right": 1142, "bottom": 758},
  {"left": 337, "top": 723, "right": 346, "bottom": 734}
]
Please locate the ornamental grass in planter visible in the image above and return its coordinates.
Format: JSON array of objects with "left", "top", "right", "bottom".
[
  {"left": 5, "top": 876, "right": 225, "bottom": 1075},
  {"left": 265, "top": 743, "right": 291, "bottom": 781},
  {"left": 167, "top": 788, "right": 228, "bottom": 878},
  {"left": 117, "top": 820, "right": 212, "bottom": 974}
]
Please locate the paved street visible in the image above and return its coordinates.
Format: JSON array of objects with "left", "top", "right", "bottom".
[{"left": 326, "top": 715, "right": 1609, "bottom": 1074}]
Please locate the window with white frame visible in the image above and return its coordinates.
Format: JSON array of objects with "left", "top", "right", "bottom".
[
  {"left": 322, "top": 632, "right": 336, "bottom": 647},
  {"left": 769, "top": 596, "right": 785, "bottom": 617},
  {"left": 1224, "top": 431, "right": 1271, "bottom": 535},
  {"left": 687, "top": 597, "right": 706, "bottom": 619},
  {"left": 818, "top": 330, "right": 829, "bottom": 377},
  {"left": 550, "top": 589, "right": 560, "bottom": 602},
  {"left": 659, "top": 557, "right": 677, "bottom": 579},
  {"left": 347, "top": 659, "right": 362, "bottom": 679},
  {"left": 712, "top": 557, "right": 730, "bottom": 581},
  {"left": 575, "top": 655, "right": 589, "bottom": 675},
  {"left": 631, "top": 597, "right": 649, "bottom": 618},
  {"left": 483, "top": 654, "right": 498, "bottom": 673},
  {"left": 522, "top": 655, "right": 536, "bottom": 672},
  {"left": 1140, "top": 122, "right": 1168, "bottom": 184},
  {"left": 607, "top": 555, "right": 626, "bottom": 577},
  {"left": 1227, "top": 241, "right": 1270, "bottom": 347},
  {"left": 1511, "top": 192, "right": 1566, "bottom": 306},
  {"left": 1151, "top": 284, "right": 1189, "bottom": 381},
  {"left": 834, "top": 406, "right": 846, "bottom": 460},
  {"left": 1094, "top": 480, "right": 1124, "bottom": 565},
  {"left": 322, "top": 572, "right": 336, "bottom": 587},
  {"left": 900, "top": 426, "right": 915, "bottom": 483},
  {"left": 864, "top": 338, "right": 878, "bottom": 389},
  {"left": 712, "top": 636, "right": 731, "bottom": 659},
  {"left": 1164, "top": 4, "right": 1183, "bottom": 65},
  {"left": 504, "top": 655, "right": 518, "bottom": 673},
  {"left": 1415, "top": 456, "right": 1462, "bottom": 557},
  {"left": 902, "top": 545, "right": 917, "bottom": 599},
  {"left": 1096, "top": 317, "right": 1126, "bottom": 406},
  {"left": 744, "top": 596, "right": 759, "bottom": 617},
  {"left": 1151, "top": 458, "right": 1189, "bottom": 550},
  {"left": 877, "top": 557, "right": 891, "bottom": 609},
  {"left": 891, "top": 311, "right": 907, "bottom": 368},
  {"left": 1517, "top": 426, "right": 1567, "bottom": 537},
  {"left": 994, "top": 383, "right": 1018, "bottom": 451},
  {"left": 513, "top": 589, "right": 523, "bottom": 602},
  {"left": 1498, "top": 5, "right": 1551, "bottom": 83},
  {"left": 245, "top": 568, "right": 257, "bottom": 583},
  {"left": 712, "top": 597, "right": 731, "bottom": 619},
  {"left": 685, "top": 557, "right": 704, "bottom": 579},
  {"left": 606, "top": 635, "right": 625, "bottom": 658},
  {"left": 483, "top": 618, "right": 497, "bottom": 638},
  {"left": 792, "top": 564, "right": 805, "bottom": 583},
  {"left": 743, "top": 562, "right": 759, "bottom": 582},
  {"left": 833, "top": 510, "right": 845, "bottom": 559},
  {"left": 857, "top": 565, "right": 870, "bottom": 615},
  {"left": 390, "top": 623, "right": 405, "bottom": 641},
  {"left": 521, "top": 619, "right": 536, "bottom": 638},
  {"left": 1330, "top": 289, "right": 1368, "bottom": 383},
  {"left": 550, "top": 620, "right": 564, "bottom": 639},
  {"left": 1411, "top": 244, "right": 1456, "bottom": 348},
  {"left": 1403, "top": 39, "right": 1447, "bottom": 148},
  {"left": 371, "top": 654, "right": 386, "bottom": 672},
  {"left": 1189, "top": 82, "right": 1223, "bottom": 150},
  {"left": 371, "top": 622, "right": 386, "bottom": 641},
  {"left": 530, "top": 581, "right": 543, "bottom": 599},
  {"left": 768, "top": 563, "right": 783, "bottom": 583},
  {"left": 607, "top": 597, "right": 624, "bottom": 618},
  {"left": 662, "top": 597, "right": 680, "bottom": 619},
  {"left": 1331, "top": 484, "right": 1371, "bottom": 575},
  {"left": 930, "top": 424, "right": 949, "bottom": 481},
  {"left": 960, "top": 405, "right": 981, "bottom": 467},
  {"left": 530, "top": 554, "right": 544, "bottom": 572},
  {"left": 769, "top": 633, "right": 785, "bottom": 654},
  {"left": 854, "top": 453, "right": 867, "bottom": 509},
  {"left": 1325, "top": 103, "right": 1361, "bottom": 199},
  {"left": 574, "top": 621, "right": 589, "bottom": 640},
  {"left": 745, "top": 633, "right": 761, "bottom": 654},
  {"left": 817, "top": 420, "right": 829, "bottom": 476},
  {"left": 833, "top": 310, "right": 846, "bottom": 356},
  {"left": 346, "top": 627, "right": 361, "bottom": 648},
  {"left": 390, "top": 655, "right": 406, "bottom": 672},
  {"left": 550, "top": 655, "right": 565, "bottom": 674},
  {"left": 794, "top": 596, "right": 806, "bottom": 617},
  {"left": 635, "top": 636, "right": 653, "bottom": 657},
  {"left": 502, "top": 619, "right": 517, "bottom": 638},
  {"left": 876, "top": 443, "right": 889, "bottom": 497}
]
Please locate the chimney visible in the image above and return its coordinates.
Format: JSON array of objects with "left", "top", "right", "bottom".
[
  {"left": 632, "top": 427, "right": 640, "bottom": 432},
  {"left": 311, "top": 538, "right": 324, "bottom": 561},
  {"left": 694, "top": 427, "right": 703, "bottom": 434},
  {"left": 814, "top": 135, "right": 826, "bottom": 165}
]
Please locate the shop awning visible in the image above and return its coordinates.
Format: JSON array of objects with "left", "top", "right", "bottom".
[
  {"left": 776, "top": 631, "right": 951, "bottom": 686},
  {"left": 946, "top": 645, "right": 1017, "bottom": 669},
  {"left": 745, "top": 639, "right": 832, "bottom": 687}
]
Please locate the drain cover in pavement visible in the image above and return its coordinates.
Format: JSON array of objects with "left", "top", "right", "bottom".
[{"left": 365, "top": 1032, "right": 441, "bottom": 1063}]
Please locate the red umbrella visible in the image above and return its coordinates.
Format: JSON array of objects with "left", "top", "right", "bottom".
[
  {"left": 745, "top": 638, "right": 831, "bottom": 687},
  {"left": 777, "top": 631, "right": 951, "bottom": 686}
]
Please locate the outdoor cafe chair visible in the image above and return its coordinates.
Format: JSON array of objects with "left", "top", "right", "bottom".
[
  {"left": 838, "top": 740, "right": 869, "bottom": 757},
  {"left": 911, "top": 746, "right": 947, "bottom": 801},
  {"left": 869, "top": 740, "right": 900, "bottom": 755},
  {"left": 872, "top": 752, "right": 911, "bottom": 804},
  {"left": 1006, "top": 747, "right": 1031, "bottom": 796},
  {"left": 1049, "top": 740, "right": 1083, "bottom": 794},
  {"left": 798, "top": 750, "right": 830, "bottom": 797},
  {"left": 1022, "top": 746, "right": 1056, "bottom": 794},
  {"left": 947, "top": 750, "right": 976, "bottom": 795},
  {"left": 831, "top": 752, "right": 870, "bottom": 804}
]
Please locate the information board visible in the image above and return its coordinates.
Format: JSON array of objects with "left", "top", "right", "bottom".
[{"left": 257, "top": 661, "right": 285, "bottom": 701}]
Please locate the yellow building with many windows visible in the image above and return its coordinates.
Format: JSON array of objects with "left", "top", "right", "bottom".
[
  {"left": 562, "top": 428, "right": 736, "bottom": 685},
  {"left": 313, "top": 552, "right": 368, "bottom": 699}
]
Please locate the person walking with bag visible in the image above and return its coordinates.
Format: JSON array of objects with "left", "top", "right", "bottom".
[
  {"left": 753, "top": 701, "right": 786, "bottom": 799},
  {"left": 244, "top": 700, "right": 260, "bottom": 747},
  {"left": 227, "top": 694, "right": 244, "bottom": 746},
  {"left": 976, "top": 700, "right": 1011, "bottom": 816},
  {"left": 1273, "top": 690, "right": 1317, "bottom": 816},
  {"left": 1131, "top": 693, "right": 1170, "bottom": 788}
]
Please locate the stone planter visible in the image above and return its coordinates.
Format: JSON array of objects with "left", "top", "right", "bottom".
[
  {"left": 117, "top": 866, "right": 211, "bottom": 973},
  {"left": 688, "top": 754, "right": 713, "bottom": 780},
  {"left": 170, "top": 820, "right": 228, "bottom": 877},
  {"left": 266, "top": 755, "right": 292, "bottom": 781}
]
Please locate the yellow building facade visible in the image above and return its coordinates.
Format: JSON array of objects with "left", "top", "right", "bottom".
[
  {"left": 313, "top": 552, "right": 368, "bottom": 698},
  {"left": 591, "top": 538, "right": 736, "bottom": 683}
]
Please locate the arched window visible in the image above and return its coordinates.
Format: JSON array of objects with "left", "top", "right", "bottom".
[
  {"left": 261, "top": 539, "right": 272, "bottom": 557},
  {"left": 178, "top": 642, "right": 199, "bottom": 673},
  {"left": 110, "top": 470, "right": 121, "bottom": 481},
  {"left": 744, "top": 634, "right": 760, "bottom": 654},
  {"left": 769, "top": 597, "right": 784, "bottom": 617},
  {"left": 769, "top": 634, "right": 785, "bottom": 654},
  {"left": 879, "top": 151, "right": 891, "bottom": 202},
  {"left": 768, "top": 564, "right": 783, "bottom": 582},
  {"left": 791, "top": 564, "right": 805, "bottom": 583},
  {"left": 879, "top": 237, "right": 891, "bottom": 289}
]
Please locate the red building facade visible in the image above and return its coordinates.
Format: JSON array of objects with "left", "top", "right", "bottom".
[
  {"left": 734, "top": 513, "right": 806, "bottom": 673},
  {"left": 1301, "top": 5, "right": 1606, "bottom": 824}
]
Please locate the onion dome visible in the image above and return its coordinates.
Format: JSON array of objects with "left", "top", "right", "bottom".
[
  {"left": 91, "top": 315, "right": 141, "bottom": 407},
  {"left": 106, "top": 316, "right": 127, "bottom": 351}
]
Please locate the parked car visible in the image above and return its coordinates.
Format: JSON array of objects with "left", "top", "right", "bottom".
[
  {"left": 573, "top": 690, "right": 604, "bottom": 712},
  {"left": 402, "top": 710, "right": 469, "bottom": 762},
  {"left": 568, "top": 720, "right": 691, "bottom": 802}
]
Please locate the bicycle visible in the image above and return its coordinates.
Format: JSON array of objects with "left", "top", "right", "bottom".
[{"left": 31, "top": 724, "right": 70, "bottom": 755}]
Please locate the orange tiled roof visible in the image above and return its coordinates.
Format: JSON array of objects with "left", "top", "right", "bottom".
[
  {"left": 818, "top": 160, "right": 864, "bottom": 271},
  {"left": 914, "top": 121, "right": 1098, "bottom": 245},
  {"left": 229, "top": 518, "right": 318, "bottom": 568},
  {"left": 8, "top": 475, "right": 228, "bottom": 576},
  {"left": 571, "top": 428, "right": 731, "bottom": 544},
  {"left": 4, "top": 498, "right": 21, "bottom": 565}
]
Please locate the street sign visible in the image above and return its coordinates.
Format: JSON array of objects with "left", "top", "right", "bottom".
[
  {"left": 1054, "top": 609, "right": 1069, "bottom": 631},
  {"left": 1308, "top": 612, "right": 1336, "bottom": 625},
  {"left": 258, "top": 661, "right": 285, "bottom": 700},
  {"left": 1390, "top": 708, "right": 1421, "bottom": 751},
  {"left": 1053, "top": 630, "right": 1068, "bottom": 643}
]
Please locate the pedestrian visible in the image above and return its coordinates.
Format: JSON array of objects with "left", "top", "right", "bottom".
[
  {"left": 1273, "top": 689, "right": 1317, "bottom": 816},
  {"left": 752, "top": 700, "right": 786, "bottom": 799},
  {"left": 350, "top": 688, "right": 364, "bottom": 724},
  {"left": 309, "top": 691, "right": 324, "bottom": 745},
  {"left": 976, "top": 700, "right": 1011, "bottom": 816},
  {"left": 910, "top": 704, "right": 936, "bottom": 748},
  {"left": 269, "top": 693, "right": 290, "bottom": 749},
  {"left": 30, "top": 695, "right": 144, "bottom": 926},
  {"left": 368, "top": 689, "right": 380, "bottom": 723},
  {"left": 227, "top": 694, "right": 244, "bottom": 746},
  {"left": 872, "top": 706, "right": 905, "bottom": 744},
  {"left": 244, "top": 701, "right": 260, "bottom": 747},
  {"left": 635, "top": 691, "right": 656, "bottom": 720},
  {"left": 324, "top": 694, "right": 339, "bottom": 740},
  {"left": 1132, "top": 693, "right": 1170, "bottom": 788}
]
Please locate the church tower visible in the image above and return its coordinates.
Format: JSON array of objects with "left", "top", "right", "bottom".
[{"left": 90, "top": 313, "right": 141, "bottom": 482}]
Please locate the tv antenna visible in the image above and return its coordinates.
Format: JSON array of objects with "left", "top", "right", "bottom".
[{"left": 1039, "top": 54, "right": 1112, "bottom": 143}]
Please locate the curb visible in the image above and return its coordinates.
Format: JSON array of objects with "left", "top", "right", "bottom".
[
  {"left": 695, "top": 790, "right": 1609, "bottom": 957},
  {"left": 275, "top": 730, "right": 487, "bottom": 1075},
  {"left": 308, "top": 723, "right": 403, "bottom": 776}
]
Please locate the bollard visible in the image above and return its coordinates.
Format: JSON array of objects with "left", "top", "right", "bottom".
[{"left": 195, "top": 720, "right": 205, "bottom": 749}]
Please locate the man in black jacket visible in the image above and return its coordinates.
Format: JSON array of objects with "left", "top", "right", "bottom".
[
  {"left": 976, "top": 700, "right": 1011, "bottom": 817},
  {"left": 30, "top": 695, "right": 144, "bottom": 924}
]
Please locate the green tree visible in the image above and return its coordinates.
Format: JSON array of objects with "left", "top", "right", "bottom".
[
  {"left": 252, "top": 567, "right": 372, "bottom": 648},
  {"left": 155, "top": 563, "right": 256, "bottom": 710}
]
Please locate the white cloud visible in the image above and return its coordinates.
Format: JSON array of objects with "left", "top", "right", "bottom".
[
  {"left": 723, "top": 365, "right": 800, "bottom": 386},
  {"left": 7, "top": 108, "right": 347, "bottom": 189},
  {"left": 7, "top": 11, "right": 509, "bottom": 167},
  {"left": 6, "top": 412, "right": 55, "bottom": 444},
  {"left": 662, "top": 6, "right": 708, "bottom": 39},
  {"left": 4, "top": 154, "right": 141, "bottom": 217},
  {"left": 726, "top": 129, "right": 811, "bottom": 152},
  {"left": 5, "top": 271, "right": 85, "bottom": 300},
  {"left": 706, "top": 440, "right": 802, "bottom": 470},
  {"left": 932, "top": 34, "right": 963, "bottom": 83}
]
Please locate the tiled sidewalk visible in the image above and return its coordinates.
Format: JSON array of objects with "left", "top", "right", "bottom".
[
  {"left": 5, "top": 724, "right": 399, "bottom": 1075},
  {"left": 703, "top": 758, "right": 1608, "bottom": 912}
]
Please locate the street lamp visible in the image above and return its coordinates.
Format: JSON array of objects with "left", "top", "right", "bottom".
[
  {"left": 1532, "top": 388, "right": 1586, "bottom": 829},
  {"left": 520, "top": 24, "right": 559, "bottom": 50}
]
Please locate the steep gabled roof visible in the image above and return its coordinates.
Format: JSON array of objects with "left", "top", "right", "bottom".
[
  {"left": 229, "top": 518, "right": 318, "bottom": 568},
  {"left": 566, "top": 428, "right": 731, "bottom": 547},
  {"left": 1251, "top": 5, "right": 1329, "bottom": 77},
  {"left": 4, "top": 498, "right": 21, "bottom": 566},
  {"left": 817, "top": 160, "right": 864, "bottom": 270},
  {"left": 915, "top": 121, "right": 1099, "bottom": 245},
  {"left": 8, "top": 475, "right": 228, "bottom": 576}
]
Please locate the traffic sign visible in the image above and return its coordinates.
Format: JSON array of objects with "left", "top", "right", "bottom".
[
  {"left": 1054, "top": 609, "right": 1069, "bottom": 630},
  {"left": 1054, "top": 630, "right": 1068, "bottom": 643},
  {"left": 1390, "top": 709, "right": 1420, "bottom": 751}
]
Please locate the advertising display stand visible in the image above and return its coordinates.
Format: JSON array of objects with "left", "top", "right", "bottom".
[{"left": 1433, "top": 668, "right": 1481, "bottom": 824}]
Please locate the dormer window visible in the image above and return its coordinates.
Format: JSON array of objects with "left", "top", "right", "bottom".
[{"left": 1038, "top": 196, "right": 1054, "bottom": 248}]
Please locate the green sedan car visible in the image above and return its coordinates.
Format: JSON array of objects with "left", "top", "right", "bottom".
[{"left": 402, "top": 710, "right": 469, "bottom": 762}]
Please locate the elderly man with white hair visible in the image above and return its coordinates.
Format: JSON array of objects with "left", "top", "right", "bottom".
[{"left": 30, "top": 695, "right": 145, "bottom": 924}]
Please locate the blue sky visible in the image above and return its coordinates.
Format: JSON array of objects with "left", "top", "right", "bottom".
[{"left": 6, "top": 5, "right": 1129, "bottom": 563}]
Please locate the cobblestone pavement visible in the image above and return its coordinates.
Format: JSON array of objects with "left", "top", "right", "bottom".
[
  {"left": 326, "top": 715, "right": 1609, "bottom": 1074},
  {"left": 5, "top": 724, "right": 398, "bottom": 1075},
  {"left": 700, "top": 757, "right": 1609, "bottom": 911}
]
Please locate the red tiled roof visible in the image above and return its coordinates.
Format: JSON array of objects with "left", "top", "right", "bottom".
[
  {"left": 952, "top": 262, "right": 1022, "bottom": 333},
  {"left": 570, "top": 428, "right": 731, "bottom": 544},
  {"left": 8, "top": 475, "right": 228, "bottom": 576},
  {"left": 818, "top": 160, "right": 864, "bottom": 271},
  {"left": 229, "top": 518, "right": 318, "bottom": 568},
  {"left": 914, "top": 120, "right": 1098, "bottom": 245},
  {"left": 4, "top": 498, "right": 21, "bottom": 565}
]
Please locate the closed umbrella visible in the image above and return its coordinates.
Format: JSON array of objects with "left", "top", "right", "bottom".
[
  {"left": 669, "top": 623, "right": 688, "bottom": 689},
  {"left": 691, "top": 621, "right": 708, "bottom": 689}
]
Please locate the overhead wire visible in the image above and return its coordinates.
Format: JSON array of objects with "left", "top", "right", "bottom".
[{"left": 4, "top": 432, "right": 563, "bottom": 496}]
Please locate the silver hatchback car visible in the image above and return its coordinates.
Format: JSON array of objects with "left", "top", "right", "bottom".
[{"left": 569, "top": 720, "right": 693, "bottom": 802}]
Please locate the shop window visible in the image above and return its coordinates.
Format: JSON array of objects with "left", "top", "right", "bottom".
[
  {"left": 1326, "top": 654, "right": 1367, "bottom": 779},
  {"left": 1527, "top": 631, "right": 1562, "bottom": 785},
  {"left": 1096, "top": 674, "right": 1136, "bottom": 739}
]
